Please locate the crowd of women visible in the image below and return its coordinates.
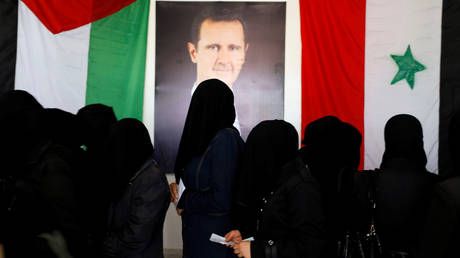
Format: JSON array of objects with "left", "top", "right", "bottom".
[{"left": 0, "top": 78, "right": 459, "bottom": 258}]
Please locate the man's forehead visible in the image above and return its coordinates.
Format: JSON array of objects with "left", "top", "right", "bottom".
[{"left": 198, "top": 18, "right": 246, "bottom": 44}]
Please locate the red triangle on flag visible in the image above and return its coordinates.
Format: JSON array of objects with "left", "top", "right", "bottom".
[{"left": 22, "top": 0, "right": 137, "bottom": 34}]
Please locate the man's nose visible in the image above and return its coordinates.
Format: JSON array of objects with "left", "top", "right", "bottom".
[{"left": 217, "top": 48, "right": 231, "bottom": 63}]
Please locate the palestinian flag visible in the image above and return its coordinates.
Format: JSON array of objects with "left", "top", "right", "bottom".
[
  {"left": 2, "top": 0, "right": 149, "bottom": 120},
  {"left": 300, "top": 0, "right": 460, "bottom": 176}
]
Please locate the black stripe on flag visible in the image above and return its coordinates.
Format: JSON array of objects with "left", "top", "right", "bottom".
[
  {"left": 440, "top": 0, "right": 460, "bottom": 177},
  {"left": 0, "top": 0, "right": 17, "bottom": 95}
]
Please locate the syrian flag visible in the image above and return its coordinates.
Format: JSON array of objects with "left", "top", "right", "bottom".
[
  {"left": 300, "top": 0, "right": 460, "bottom": 175},
  {"left": 10, "top": 0, "right": 149, "bottom": 120}
]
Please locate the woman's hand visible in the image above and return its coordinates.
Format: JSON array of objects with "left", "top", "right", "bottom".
[
  {"left": 224, "top": 230, "right": 242, "bottom": 244},
  {"left": 233, "top": 241, "right": 251, "bottom": 258},
  {"left": 169, "top": 183, "right": 178, "bottom": 203}
]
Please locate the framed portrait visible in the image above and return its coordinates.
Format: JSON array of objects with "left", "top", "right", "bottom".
[{"left": 154, "top": 1, "right": 286, "bottom": 173}]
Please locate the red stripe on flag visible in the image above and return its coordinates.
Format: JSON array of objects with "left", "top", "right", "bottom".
[
  {"left": 300, "top": 0, "right": 366, "bottom": 169},
  {"left": 22, "top": 0, "right": 136, "bottom": 34}
]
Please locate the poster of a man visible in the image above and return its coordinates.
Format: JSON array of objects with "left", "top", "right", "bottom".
[{"left": 154, "top": 2, "right": 286, "bottom": 173}]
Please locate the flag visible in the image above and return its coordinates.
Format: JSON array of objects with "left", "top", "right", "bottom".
[
  {"left": 0, "top": 0, "right": 17, "bottom": 95},
  {"left": 12, "top": 0, "right": 149, "bottom": 120},
  {"left": 300, "top": 0, "right": 460, "bottom": 176}
]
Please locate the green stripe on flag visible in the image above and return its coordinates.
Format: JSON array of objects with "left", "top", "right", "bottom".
[{"left": 86, "top": 0, "right": 149, "bottom": 121}]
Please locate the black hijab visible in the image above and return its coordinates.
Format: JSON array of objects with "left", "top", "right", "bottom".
[
  {"left": 448, "top": 110, "right": 460, "bottom": 177},
  {"left": 299, "top": 116, "right": 351, "bottom": 240},
  {"left": 42, "top": 108, "right": 89, "bottom": 154},
  {"left": 105, "top": 118, "right": 154, "bottom": 201},
  {"left": 342, "top": 122, "right": 362, "bottom": 171},
  {"left": 174, "top": 79, "right": 236, "bottom": 182},
  {"left": 77, "top": 104, "right": 117, "bottom": 156},
  {"left": 0, "top": 91, "right": 45, "bottom": 176},
  {"left": 300, "top": 116, "right": 346, "bottom": 183},
  {"left": 381, "top": 114, "right": 427, "bottom": 169},
  {"left": 0, "top": 90, "right": 43, "bottom": 119},
  {"left": 236, "top": 120, "right": 299, "bottom": 206},
  {"left": 77, "top": 104, "right": 117, "bottom": 143}
]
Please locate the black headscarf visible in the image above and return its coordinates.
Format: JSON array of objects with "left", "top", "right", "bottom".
[
  {"left": 77, "top": 104, "right": 117, "bottom": 146},
  {"left": 448, "top": 110, "right": 460, "bottom": 177},
  {"left": 105, "top": 118, "right": 154, "bottom": 201},
  {"left": 174, "top": 79, "right": 236, "bottom": 182},
  {"left": 0, "top": 90, "right": 42, "bottom": 119},
  {"left": 342, "top": 122, "right": 362, "bottom": 171},
  {"left": 0, "top": 91, "right": 45, "bottom": 176},
  {"left": 299, "top": 116, "right": 351, "bottom": 241},
  {"left": 381, "top": 114, "right": 427, "bottom": 169},
  {"left": 300, "top": 116, "right": 346, "bottom": 183},
  {"left": 42, "top": 108, "right": 89, "bottom": 154},
  {"left": 236, "top": 120, "right": 299, "bottom": 206}
]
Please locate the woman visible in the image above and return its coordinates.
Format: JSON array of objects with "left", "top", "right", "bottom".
[
  {"left": 172, "top": 79, "right": 244, "bottom": 258},
  {"left": 355, "top": 114, "right": 437, "bottom": 257},
  {"left": 103, "top": 118, "right": 170, "bottom": 258},
  {"left": 227, "top": 119, "right": 325, "bottom": 258}
]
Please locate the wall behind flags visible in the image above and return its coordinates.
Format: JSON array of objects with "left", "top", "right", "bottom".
[{"left": 143, "top": 0, "right": 301, "bottom": 250}]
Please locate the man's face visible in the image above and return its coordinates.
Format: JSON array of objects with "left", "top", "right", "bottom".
[{"left": 188, "top": 18, "right": 248, "bottom": 88}]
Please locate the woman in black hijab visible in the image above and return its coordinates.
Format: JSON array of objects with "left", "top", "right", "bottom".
[
  {"left": 77, "top": 104, "right": 117, "bottom": 256},
  {"left": 362, "top": 114, "right": 437, "bottom": 256},
  {"left": 417, "top": 109, "right": 460, "bottom": 258},
  {"left": 172, "top": 79, "right": 244, "bottom": 258},
  {"left": 226, "top": 120, "right": 325, "bottom": 258},
  {"left": 297, "top": 116, "right": 350, "bottom": 257},
  {"left": 103, "top": 118, "right": 170, "bottom": 258}
]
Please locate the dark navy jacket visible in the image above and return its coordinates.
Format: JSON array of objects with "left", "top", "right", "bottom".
[
  {"left": 178, "top": 128, "right": 244, "bottom": 258},
  {"left": 104, "top": 159, "right": 170, "bottom": 258}
]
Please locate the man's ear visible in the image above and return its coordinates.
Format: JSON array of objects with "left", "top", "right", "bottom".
[
  {"left": 245, "top": 43, "right": 249, "bottom": 53},
  {"left": 187, "top": 42, "right": 198, "bottom": 63}
]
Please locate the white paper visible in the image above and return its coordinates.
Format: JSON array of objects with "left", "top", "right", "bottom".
[
  {"left": 178, "top": 179, "right": 185, "bottom": 202},
  {"left": 209, "top": 233, "right": 235, "bottom": 246},
  {"left": 209, "top": 233, "right": 254, "bottom": 246}
]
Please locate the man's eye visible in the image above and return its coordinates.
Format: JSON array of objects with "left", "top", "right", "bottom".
[
  {"left": 208, "top": 45, "right": 219, "bottom": 51},
  {"left": 229, "top": 46, "right": 241, "bottom": 51}
]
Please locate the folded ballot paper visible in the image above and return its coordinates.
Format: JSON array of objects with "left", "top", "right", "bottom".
[
  {"left": 209, "top": 233, "right": 254, "bottom": 246},
  {"left": 174, "top": 179, "right": 186, "bottom": 208}
]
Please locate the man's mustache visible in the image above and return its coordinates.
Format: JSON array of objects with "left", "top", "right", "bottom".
[{"left": 213, "top": 64, "right": 233, "bottom": 71}]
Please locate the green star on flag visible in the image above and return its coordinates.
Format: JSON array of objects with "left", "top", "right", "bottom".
[{"left": 390, "top": 45, "right": 426, "bottom": 89}]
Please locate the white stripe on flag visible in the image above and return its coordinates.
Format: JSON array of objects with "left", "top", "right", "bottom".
[
  {"left": 15, "top": 1, "right": 90, "bottom": 114},
  {"left": 364, "top": 0, "right": 442, "bottom": 172}
]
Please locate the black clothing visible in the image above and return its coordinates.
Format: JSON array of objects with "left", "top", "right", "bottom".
[
  {"left": 0, "top": 89, "right": 42, "bottom": 119},
  {"left": 418, "top": 177, "right": 460, "bottom": 258},
  {"left": 382, "top": 114, "right": 427, "bottom": 169},
  {"left": 77, "top": 103, "right": 117, "bottom": 145},
  {"left": 300, "top": 116, "right": 349, "bottom": 250},
  {"left": 236, "top": 120, "right": 299, "bottom": 215},
  {"left": 357, "top": 161, "right": 437, "bottom": 254},
  {"left": 417, "top": 110, "right": 460, "bottom": 257},
  {"left": 3, "top": 142, "right": 85, "bottom": 258},
  {"left": 174, "top": 79, "right": 236, "bottom": 183},
  {"left": 105, "top": 118, "right": 155, "bottom": 201},
  {"left": 342, "top": 122, "right": 362, "bottom": 170},
  {"left": 42, "top": 108, "right": 89, "bottom": 153},
  {"left": 103, "top": 118, "right": 169, "bottom": 258},
  {"left": 250, "top": 157, "right": 325, "bottom": 258},
  {"left": 178, "top": 128, "right": 244, "bottom": 258},
  {"left": 448, "top": 110, "right": 460, "bottom": 178},
  {"left": 355, "top": 115, "right": 437, "bottom": 255},
  {"left": 76, "top": 104, "right": 117, "bottom": 256},
  {"left": 104, "top": 159, "right": 170, "bottom": 258}
]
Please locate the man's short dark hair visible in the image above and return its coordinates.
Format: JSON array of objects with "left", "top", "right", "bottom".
[{"left": 190, "top": 7, "right": 248, "bottom": 46}]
